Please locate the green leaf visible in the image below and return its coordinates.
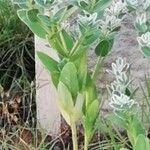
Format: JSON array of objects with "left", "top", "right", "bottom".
[
  {"left": 13, "top": 0, "right": 27, "bottom": 8},
  {"left": 52, "top": 7, "right": 66, "bottom": 23},
  {"left": 107, "top": 113, "right": 128, "bottom": 129},
  {"left": 83, "top": 29, "right": 100, "bottom": 46},
  {"left": 61, "top": 29, "right": 74, "bottom": 50},
  {"left": 35, "top": 0, "right": 54, "bottom": 8},
  {"left": 13, "top": 0, "right": 26, "bottom": 4},
  {"left": 128, "top": 116, "right": 145, "bottom": 145},
  {"left": 125, "top": 88, "right": 131, "bottom": 97},
  {"left": 94, "top": 0, "right": 113, "bottom": 12},
  {"left": 84, "top": 100, "right": 99, "bottom": 142},
  {"left": 61, "top": 6, "right": 78, "bottom": 21},
  {"left": 134, "top": 134, "right": 148, "bottom": 150},
  {"left": 57, "top": 81, "right": 74, "bottom": 125},
  {"left": 73, "top": 93, "right": 84, "bottom": 121},
  {"left": 135, "top": 23, "right": 148, "bottom": 33},
  {"left": 76, "top": 53, "right": 87, "bottom": 90},
  {"left": 38, "top": 15, "right": 52, "bottom": 26},
  {"left": 95, "top": 39, "right": 113, "bottom": 57},
  {"left": 17, "top": 9, "right": 47, "bottom": 38},
  {"left": 85, "top": 74, "right": 97, "bottom": 107},
  {"left": 37, "top": 51, "right": 60, "bottom": 87},
  {"left": 142, "top": 46, "right": 150, "bottom": 57},
  {"left": 146, "top": 138, "right": 150, "bottom": 150},
  {"left": 78, "top": 23, "right": 87, "bottom": 35},
  {"left": 79, "top": 0, "right": 89, "bottom": 8},
  {"left": 18, "top": 3, "right": 28, "bottom": 9},
  {"left": 27, "top": 9, "right": 39, "bottom": 22},
  {"left": 47, "top": 34, "right": 68, "bottom": 57},
  {"left": 60, "top": 62, "right": 79, "bottom": 97}
]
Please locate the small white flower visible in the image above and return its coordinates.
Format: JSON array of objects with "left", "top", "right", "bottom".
[
  {"left": 126, "top": 0, "right": 138, "bottom": 8},
  {"left": 109, "top": 91, "right": 135, "bottom": 111},
  {"left": 78, "top": 12, "right": 99, "bottom": 26},
  {"left": 136, "top": 13, "right": 147, "bottom": 26},
  {"left": 104, "top": 0, "right": 127, "bottom": 16},
  {"left": 137, "top": 32, "right": 150, "bottom": 48}
]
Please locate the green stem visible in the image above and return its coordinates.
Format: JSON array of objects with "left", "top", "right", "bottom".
[
  {"left": 92, "top": 56, "right": 104, "bottom": 81},
  {"left": 70, "top": 28, "right": 90, "bottom": 56},
  {"left": 71, "top": 119, "right": 78, "bottom": 150},
  {"left": 59, "top": 29, "right": 68, "bottom": 54},
  {"left": 84, "top": 136, "right": 89, "bottom": 150},
  {"left": 70, "top": 34, "right": 82, "bottom": 56}
]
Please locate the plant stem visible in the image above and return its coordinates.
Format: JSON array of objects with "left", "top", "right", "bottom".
[
  {"left": 70, "top": 34, "right": 82, "bottom": 56},
  {"left": 71, "top": 120, "right": 78, "bottom": 150},
  {"left": 84, "top": 136, "right": 89, "bottom": 150},
  {"left": 59, "top": 29, "right": 68, "bottom": 54},
  {"left": 92, "top": 56, "right": 104, "bottom": 81}
]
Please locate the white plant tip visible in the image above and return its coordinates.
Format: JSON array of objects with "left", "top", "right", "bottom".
[
  {"left": 137, "top": 32, "right": 150, "bottom": 48},
  {"left": 109, "top": 91, "right": 136, "bottom": 111},
  {"left": 105, "top": 0, "right": 127, "bottom": 16},
  {"left": 136, "top": 13, "right": 147, "bottom": 26},
  {"left": 100, "top": 15, "right": 121, "bottom": 32},
  {"left": 78, "top": 12, "right": 99, "bottom": 26},
  {"left": 143, "top": 0, "right": 150, "bottom": 10},
  {"left": 126, "top": 0, "right": 138, "bottom": 8},
  {"left": 111, "top": 57, "right": 129, "bottom": 76}
]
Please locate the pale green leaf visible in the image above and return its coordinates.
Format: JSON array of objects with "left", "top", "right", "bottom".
[
  {"left": 17, "top": 9, "right": 47, "bottom": 38},
  {"left": 60, "top": 62, "right": 79, "bottom": 97},
  {"left": 36, "top": 51, "right": 60, "bottom": 87}
]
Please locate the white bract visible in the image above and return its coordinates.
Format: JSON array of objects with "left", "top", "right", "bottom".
[
  {"left": 107, "top": 58, "right": 137, "bottom": 111},
  {"left": 109, "top": 91, "right": 135, "bottom": 111},
  {"left": 107, "top": 58, "right": 129, "bottom": 94},
  {"left": 100, "top": 15, "right": 121, "bottom": 33},
  {"left": 104, "top": 0, "right": 127, "bottom": 16},
  {"left": 137, "top": 32, "right": 150, "bottom": 48},
  {"left": 143, "top": 0, "right": 150, "bottom": 10},
  {"left": 136, "top": 13, "right": 147, "bottom": 26},
  {"left": 108, "top": 58, "right": 138, "bottom": 112},
  {"left": 108, "top": 79, "right": 128, "bottom": 94},
  {"left": 107, "top": 57, "right": 129, "bottom": 76},
  {"left": 78, "top": 12, "right": 99, "bottom": 27},
  {"left": 43, "top": 0, "right": 64, "bottom": 14},
  {"left": 126, "top": 0, "right": 138, "bottom": 9}
]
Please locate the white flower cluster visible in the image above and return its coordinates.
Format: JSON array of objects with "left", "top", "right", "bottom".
[
  {"left": 100, "top": 15, "right": 121, "bottom": 34},
  {"left": 126, "top": 0, "right": 138, "bottom": 9},
  {"left": 107, "top": 58, "right": 137, "bottom": 112},
  {"left": 136, "top": 13, "right": 147, "bottom": 26},
  {"left": 137, "top": 32, "right": 150, "bottom": 48},
  {"left": 110, "top": 91, "right": 135, "bottom": 111},
  {"left": 104, "top": 0, "right": 127, "bottom": 17},
  {"left": 107, "top": 57, "right": 130, "bottom": 94},
  {"left": 78, "top": 12, "right": 99, "bottom": 27},
  {"left": 143, "top": 0, "right": 150, "bottom": 10},
  {"left": 100, "top": 0, "right": 128, "bottom": 35}
]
